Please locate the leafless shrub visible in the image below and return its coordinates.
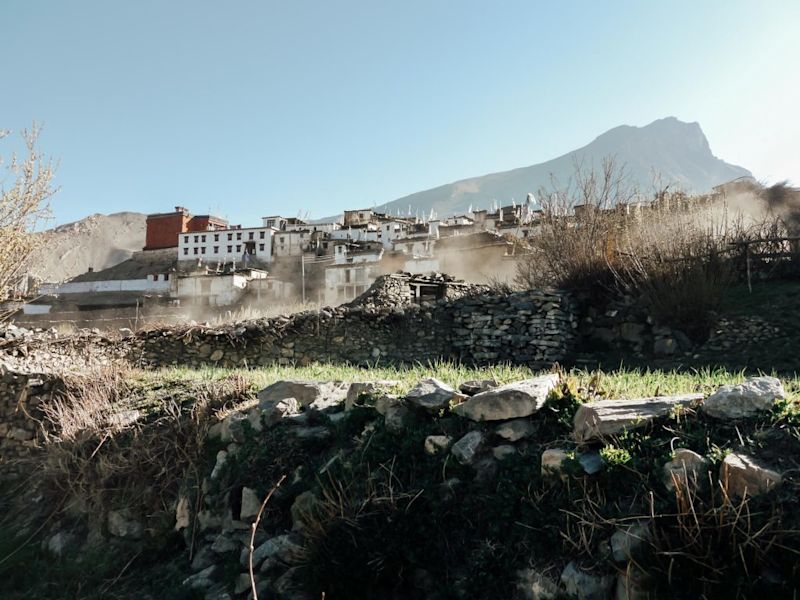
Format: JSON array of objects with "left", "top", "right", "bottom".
[
  {"left": 0, "top": 124, "right": 57, "bottom": 304},
  {"left": 514, "top": 156, "right": 634, "bottom": 293}
]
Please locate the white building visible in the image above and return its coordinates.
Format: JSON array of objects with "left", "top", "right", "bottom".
[
  {"left": 175, "top": 270, "right": 268, "bottom": 307},
  {"left": 325, "top": 243, "right": 384, "bottom": 304},
  {"left": 272, "top": 230, "right": 312, "bottom": 258},
  {"left": 177, "top": 227, "right": 275, "bottom": 265}
]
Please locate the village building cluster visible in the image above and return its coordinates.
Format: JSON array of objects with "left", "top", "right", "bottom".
[
  {"left": 19, "top": 178, "right": 756, "bottom": 321},
  {"left": 159, "top": 199, "right": 542, "bottom": 305}
]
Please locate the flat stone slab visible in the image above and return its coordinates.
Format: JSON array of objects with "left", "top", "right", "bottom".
[
  {"left": 573, "top": 394, "right": 704, "bottom": 442},
  {"left": 721, "top": 452, "right": 782, "bottom": 499},
  {"left": 452, "top": 374, "right": 560, "bottom": 421},
  {"left": 405, "top": 377, "right": 462, "bottom": 412}
]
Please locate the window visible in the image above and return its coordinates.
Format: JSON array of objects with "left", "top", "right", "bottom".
[
  {"left": 164, "top": 273, "right": 169, "bottom": 281},
  {"left": 193, "top": 247, "right": 198, "bottom": 255},
  {"left": 259, "top": 244, "right": 265, "bottom": 251},
  {"left": 201, "top": 235, "right": 206, "bottom": 242},
  {"left": 184, "top": 235, "right": 189, "bottom": 243},
  {"left": 236, "top": 233, "right": 242, "bottom": 240},
  {"left": 201, "top": 247, "right": 206, "bottom": 254},
  {"left": 259, "top": 231, "right": 265, "bottom": 239},
  {"left": 183, "top": 248, "right": 188, "bottom": 255},
  {"left": 194, "top": 235, "right": 199, "bottom": 243},
  {"left": 227, "top": 233, "right": 233, "bottom": 241},
  {"left": 249, "top": 232, "right": 254, "bottom": 240},
  {"left": 236, "top": 245, "right": 241, "bottom": 252},
  {"left": 213, "top": 246, "right": 219, "bottom": 253},
  {"left": 280, "top": 236, "right": 285, "bottom": 243},
  {"left": 227, "top": 245, "right": 232, "bottom": 252},
  {"left": 214, "top": 234, "right": 219, "bottom": 241}
]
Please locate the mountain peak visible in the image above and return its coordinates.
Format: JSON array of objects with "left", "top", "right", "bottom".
[{"left": 371, "top": 118, "right": 749, "bottom": 218}]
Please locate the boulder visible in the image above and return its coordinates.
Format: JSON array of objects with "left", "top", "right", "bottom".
[
  {"left": 560, "top": 562, "right": 614, "bottom": 600},
  {"left": 662, "top": 448, "right": 711, "bottom": 492},
  {"left": 211, "top": 533, "right": 239, "bottom": 554},
  {"left": 234, "top": 573, "right": 251, "bottom": 595},
  {"left": 249, "top": 534, "right": 303, "bottom": 568},
  {"left": 578, "top": 451, "right": 604, "bottom": 475},
  {"left": 451, "top": 431, "right": 484, "bottom": 465},
  {"left": 614, "top": 566, "right": 651, "bottom": 600},
  {"left": 610, "top": 522, "right": 651, "bottom": 562},
  {"left": 495, "top": 419, "right": 535, "bottom": 442},
  {"left": 573, "top": 394, "right": 703, "bottom": 442},
  {"left": 257, "top": 380, "right": 348, "bottom": 409},
  {"left": 292, "top": 426, "right": 331, "bottom": 442},
  {"left": 424, "top": 435, "right": 452, "bottom": 456},
  {"left": 253, "top": 397, "right": 299, "bottom": 429},
  {"left": 239, "top": 487, "right": 261, "bottom": 521},
  {"left": 653, "top": 337, "right": 677, "bottom": 356},
  {"left": 541, "top": 448, "right": 570, "bottom": 480},
  {"left": 492, "top": 444, "right": 517, "bottom": 460},
  {"left": 453, "top": 374, "right": 560, "bottom": 421},
  {"left": 221, "top": 412, "right": 250, "bottom": 443},
  {"left": 459, "top": 379, "right": 499, "bottom": 396},
  {"left": 290, "top": 491, "right": 319, "bottom": 532},
  {"left": 107, "top": 508, "right": 144, "bottom": 540},
  {"left": 46, "top": 531, "right": 77, "bottom": 558},
  {"left": 182, "top": 565, "right": 219, "bottom": 591},
  {"left": 174, "top": 496, "right": 191, "bottom": 531},
  {"left": 210, "top": 450, "right": 228, "bottom": 480},
  {"left": 190, "top": 545, "right": 216, "bottom": 572},
  {"left": 516, "top": 568, "right": 559, "bottom": 600},
  {"left": 721, "top": 453, "right": 782, "bottom": 499},
  {"left": 703, "top": 376, "right": 786, "bottom": 420},
  {"left": 384, "top": 402, "right": 409, "bottom": 432},
  {"left": 406, "top": 377, "right": 461, "bottom": 412},
  {"left": 344, "top": 380, "right": 398, "bottom": 411}
]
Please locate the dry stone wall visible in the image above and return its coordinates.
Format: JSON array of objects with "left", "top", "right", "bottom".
[
  {"left": 134, "top": 289, "right": 578, "bottom": 369},
  {"left": 0, "top": 368, "right": 62, "bottom": 479}
]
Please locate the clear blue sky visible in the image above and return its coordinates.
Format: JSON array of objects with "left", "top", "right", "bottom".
[{"left": 3, "top": 0, "right": 798, "bottom": 227}]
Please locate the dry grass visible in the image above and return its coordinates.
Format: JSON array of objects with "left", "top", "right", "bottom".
[
  {"left": 33, "top": 365, "right": 237, "bottom": 519},
  {"left": 514, "top": 158, "right": 792, "bottom": 337}
]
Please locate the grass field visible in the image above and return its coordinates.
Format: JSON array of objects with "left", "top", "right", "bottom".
[{"left": 133, "top": 361, "right": 800, "bottom": 403}]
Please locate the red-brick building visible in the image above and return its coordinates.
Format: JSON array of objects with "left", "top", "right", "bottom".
[{"left": 144, "top": 206, "right": 228, "bottom": 251}]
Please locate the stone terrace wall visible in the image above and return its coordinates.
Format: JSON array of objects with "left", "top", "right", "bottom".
[
  {"left": 134, "top": 289, "right": 577, "bottom": 369},
  {"left": 0, "top": 368, "right": 63, "bottom": 480}
]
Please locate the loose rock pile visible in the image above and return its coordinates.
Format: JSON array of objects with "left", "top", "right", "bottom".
[{"left": 170, "top": 374, "right": 791, "bottom": 599}]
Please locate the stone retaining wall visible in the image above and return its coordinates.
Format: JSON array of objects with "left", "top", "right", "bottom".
[
  {"left": 134, "top": 289, "right": 578, "bottom": 369},
  {"left": 0, "top": 368, "right": 62, "bottom": 479}
]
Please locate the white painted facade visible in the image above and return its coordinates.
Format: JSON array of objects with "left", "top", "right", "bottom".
[
  {"left": 177, "top": 227, "right": 274, "bottom": 264},
  {"left": 404, "top": 257, "right": 440, "bottom": 273},
  {"left": 329, "top": 227, "right": 380, "bottom": 243},
  {"left": 393, "top": 238, "right": 435, "bottom": 257},
  {"left": 324, "top": 262, "right": 382, "bottom": 305},
  {"left": 176, "top": 273, "right": 249, "bottom": 306},
  {"left": 333, "top": 244, "right": 383, "bottom": 265},
  {"left": 39, "top": 275, "right": 173, "bottom": 296}
]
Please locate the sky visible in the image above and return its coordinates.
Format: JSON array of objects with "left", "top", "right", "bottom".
[{"left": 2, "top": 0, "right": 799, "bottom": 227}]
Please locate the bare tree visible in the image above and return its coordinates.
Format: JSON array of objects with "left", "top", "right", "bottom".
[
  {"left": 0, "top": 124, "right": 57, "bottom": 302},
  {"left": 514, "top": 156, "right": 636, "bottom": 291}
]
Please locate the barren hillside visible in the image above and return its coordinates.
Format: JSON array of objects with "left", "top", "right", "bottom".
[{"left": 25, "top": 212, "right": 146, "bottom": 283}]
